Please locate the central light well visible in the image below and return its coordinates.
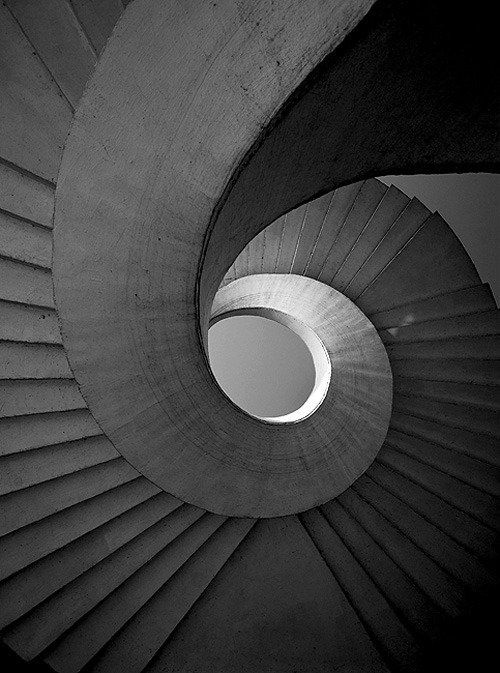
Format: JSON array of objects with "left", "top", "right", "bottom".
[{"left": 208, "top": 314, "right": 328, "bottom": 422}]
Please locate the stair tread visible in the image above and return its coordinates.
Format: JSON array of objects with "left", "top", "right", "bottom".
[
  {"left": 386, "top": 334, "right": 500, "bottom": 360},
  {"left": 307, "top": 182, "right": 363, "bottom": 280},
  {"left": 380, "top": 308, "right": 500, "bottom": 343},
  {"left": 368, "top": 461, "right": 497, "bottom": 565},
  {"left": 0, "top": 301, "right": 61, "bottom": 344},
  {"left": 5, "top": 506, "right": 210, "bottom": 661},
  {"left": 338, "top": 488, "right": 464, "bottom": 617},
  {"left": 301, "top": 508, "right": 421, "bottom": 673},
  {"left": 357, "top": 213, "right": 481, "bottom": 314},
  {"left": 0, "top": 342, "right": 72, "bottom": 379},
  {"left": 290, "top": 192, "right": 334, "bottom": 276},
  {"left": 0, "top": 208, "right": 52, "bottom": 268},
  {"left": 0, "top": 378, "right": 85, "bottom": 419},
  {"left": 0, "top": 163, "right": 54, "bottom": 228},
  {"left": 393, "top": 378, "right": 499, "bottom": 410},
  {"left": 45, "top": 512, "right": 226, "bottom": 672},
  {"left": 353, "top": 474, "right": 495, "bottom": 587},
  {"left": 81, "top": 518, "right": 254, "bottom": 673},
  {"left": 0, "top": 434, "right": 118, "bottom": 495},
  {"left": 389, "top": 410, "right": 499, "bottom": 467},
  {"left": 0, "top": 260, "right": 54, "bottom": 308},
  {"left": 0, "top": 478, "right": 160, "bottom": 581},
  {"left": 0, "top": 492, "right": 181, "bottom": 629},
  {"left": 147, "top": 515, "right": 389, "bottom": 673},
  {"left": 369, "top": 284, "right": 496, "bottom": 329},
  {"left": 0, "top": 409, "right": 102, "bottom": 456},
  {"left": 332, "top": 184, "right": 410, "bottom": 291},
  {"left": 317, "top": 180, "right": 388, "bottom": 285},
  {"left": 0, "top": 6, "right": 72, "bottom": 181},
  {"left": 345, "top": 200, "right": 431, "bottom": 299},
  {"left": 321, "top": 500, "right": 447, "bottom": 643},
  {"left": 0, "top": 458, "right": 139, "bottom": 536},
  {"left": 5, "top": 0, "right": 96, "bottom": 108},
  {"left": 379, "top": 446, "right": 498, "bottom": 530},
  {"left": 391, "top": 357, "right": 500, "bottom": 386},
  {"left": 391, "top": 395, "right": 499, "bottom": 442},
  {"left": 68, "top": 0, "right": 123, "bottom": 55}
]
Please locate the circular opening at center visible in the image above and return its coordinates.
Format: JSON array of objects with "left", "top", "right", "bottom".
[{"left": 208, "top": 315, "right": 316, "bottom": 419}]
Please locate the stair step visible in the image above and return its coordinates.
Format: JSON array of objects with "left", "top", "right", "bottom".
[
  {"left": 332, "top": 185, "right": 410, "bottom": 291},
  {"left": 146, "top": 516, "right": 389, "bottom": 673},
  {"left": 356, "top": 213, "right": 480, "bottom": 314},
  {"left": 386, "top": 428, "right": 499, "bottom": 496},
  {"left": 0, "top": 409, "right": 102, "bottom": 456},
  {"left": 306, "top": 182, "right": 363, "bottom": 279},
  {"left": 0, "top": 378, "right": 85, "bottom": 418},
  {"left": 4, "top": 506, "right": 210, "bottom": 661},
  {"left": 0, "top": 492, "right": 181, "bottom": 629},
  {"left": 67, "top": 0, "right": 123, "bottom": 55},
  {"left": 300, "top": 508, "right": 421, "bottom": 673},
  {"left": 389, "top": 410, "right": 499, "bottom": 467},
  {"left": 44, "top": 512, "right": 227, "bottom": 673},
  {"left": 0, "top": 301, "right": 61, "bottom": 344},
  {"left": 317, "top": 180, "right": 387, "bottom": 285},
  {"left": 0, "top": 258, "right": 54, "bottom": 307},
  {"left": 0, "top": 342, "right": 72, "bottom": 379},
  {"left": 367, "top": 461, "right": 497, "bottom": 566},
  {"left": 246, "top": 230, "right": 265, "bottom": 276},
  {"left": 353, "top": 473, "right": 496, "bottom": 588},
  {"left": 0, "top": 478, "right": 160, "bottom": 581},
  {"left": 0, "top": 162, "right": 54, "bottom": 228},
  {"left": 81, "top": 518, "right": 254, "bottom": 673},
  {"left": 0, "top": 3, "right": 72, "bottom": 181},
  {"left": 380, "top": 309, "right": 499, "bottom": 343},
  {"left": 343, "top": 197, "right": 431, "bottom": 299},
  {"left": 393, "top": 378, "right": 499, "bottom": 410},
  {"left": 391, "top": 357, "right": 500, "bottom": 386},
  {"left": 321, "top": 500, "right": 448, "bottom": 643},
  {"left": 378, "top": 446, "right": 498, "bottom": 530},
  {"left": 391, "top": 395, "right": 499, "bottom": 440},
  {"left": 258, "top": 214, "right": 285, "bottom": 275},
  {"left": 273, "top": 204, "right": 309, "bottom": 274},
  {"left": 231, "top": 242, "right": 248, "bottom": 280},
  {"left": 386, "top": 334, "right": 499, "bottom": 360},
  {"left": 4, "top": 0, "right": 96, "bottom": 108},
  {"left": 0, "top": 209, "right": 52, "bottom": 268},
  {"left": 0, "top": 458, "right": 139, "bottom": 536},
  {"left": 0, "top": 434, "right": 118, "bottom": 495},
  {"left": 338, "top": 488, "right": 464, "bottom": 617},
  {"left": 290, "top": 192, "right": 334, "bottom": 276},
  {"left": 368, "top": 284, "right": 496, "bottom": 329}
]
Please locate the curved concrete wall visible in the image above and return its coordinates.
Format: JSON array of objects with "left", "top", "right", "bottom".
[
  {"left": 51, "top": 0, "right": 499, "bottom": 518},
  {"left": 52, "top": 0, "right": 377, "bottom": 515}
]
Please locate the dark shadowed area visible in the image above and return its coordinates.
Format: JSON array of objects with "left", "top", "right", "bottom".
[{"left": 382, "top": 173, "right": 499, "bottom": 301}]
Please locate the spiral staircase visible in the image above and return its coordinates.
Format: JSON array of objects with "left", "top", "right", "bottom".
[{"left": 0, "top": 1, "right": 498, "bottom": 672}]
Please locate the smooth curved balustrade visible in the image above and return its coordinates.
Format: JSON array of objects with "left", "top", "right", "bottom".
[
  {"left": 0, "top": 0, "right": 499, "bottom": 671},
  {"left": 210, "top": 273, "right": 392, "bottom": 505},
  {"left": 52, "top": 0, "right": 379, "bottom": 517}
]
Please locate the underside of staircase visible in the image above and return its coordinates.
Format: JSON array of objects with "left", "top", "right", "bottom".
[{"left": 0, "top": 1, "right": 498, "bottom": 672}]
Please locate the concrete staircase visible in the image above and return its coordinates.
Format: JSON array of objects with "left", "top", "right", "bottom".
[
  {"left": 0, "top": 2, "right": 498, "bottom": 672},
  {"left": 1, "top": 3, "right": 255, "bottom": 670}
]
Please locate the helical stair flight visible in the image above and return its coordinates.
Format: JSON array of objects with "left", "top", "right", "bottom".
[{"left": 0, "top": 1, "right": 498, "bottom": 672}]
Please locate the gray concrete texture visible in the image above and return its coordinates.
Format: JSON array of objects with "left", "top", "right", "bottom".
[{"left": 0, "top": 1, "right": 498, "bottom": 672}]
